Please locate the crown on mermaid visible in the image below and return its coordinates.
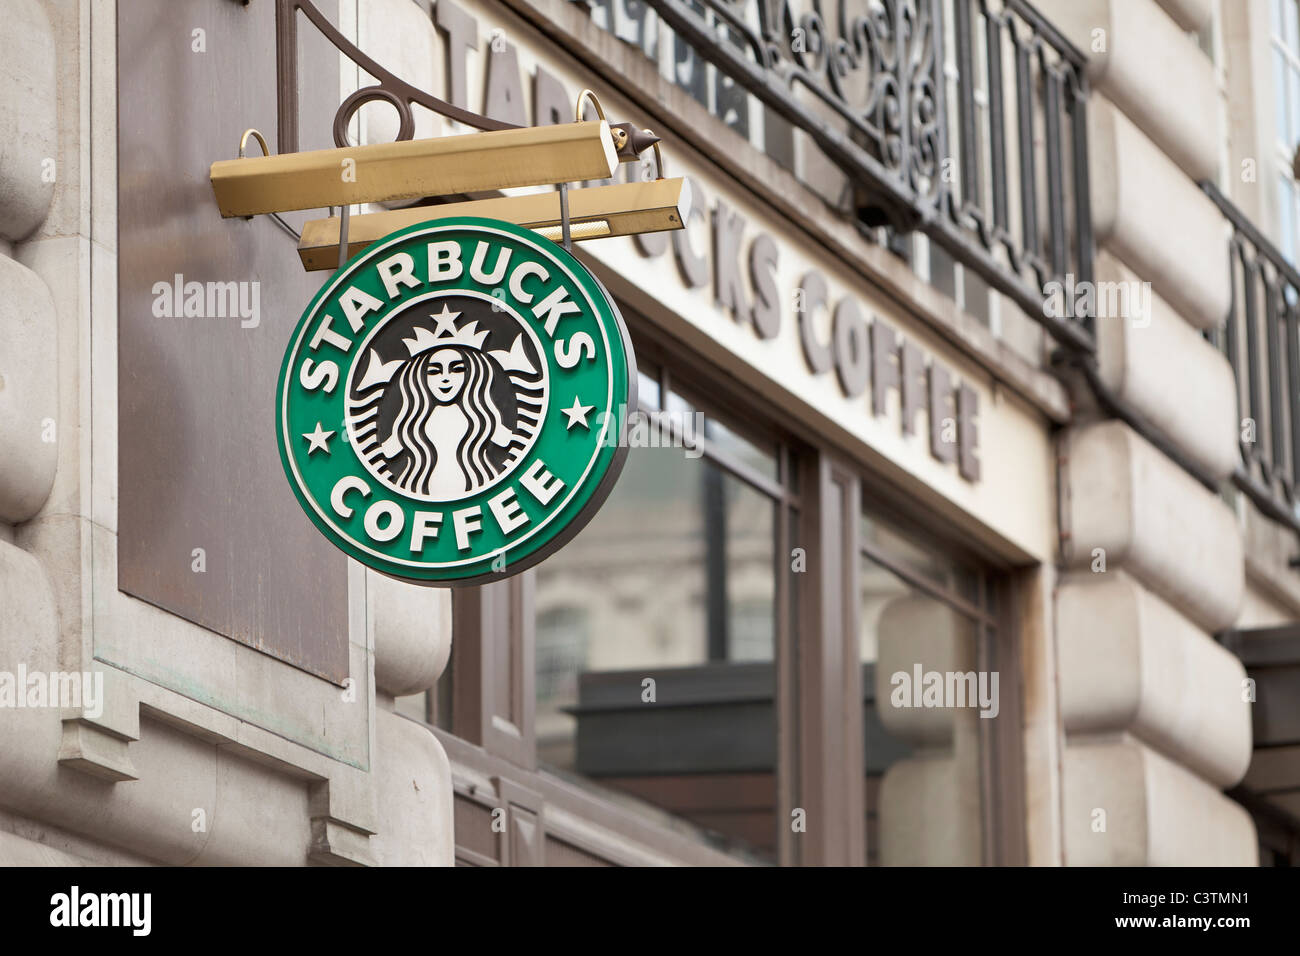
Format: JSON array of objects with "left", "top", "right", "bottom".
[
  {"left": 353, "top": 301, "right": 539, "bottom": 393},
  {"left": 402, "top": 304, "right": 488, "bottom": 355}
]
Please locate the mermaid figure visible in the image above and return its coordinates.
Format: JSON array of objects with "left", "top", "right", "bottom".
[
  {"left": 349, "top": 305, "right": 546, "bottom": 502},
  {"left": 387, "top": 345, "right": 515, "bottom": 498}
]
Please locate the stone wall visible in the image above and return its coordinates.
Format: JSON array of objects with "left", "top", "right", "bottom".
[
  {"left": 1039, "top": 0, "right": 1258, "bottom": 865},
  {"left": 0, "top": 0, "right": 455, "bottom": 867}
]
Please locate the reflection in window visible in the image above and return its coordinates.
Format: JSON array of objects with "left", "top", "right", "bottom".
[
  {"left": 861, "top": 512, "right": 981, "bottom": 606},
  {"left": 669, "top": 387, "right": 779, "bottom": 481},
  {"left": 860, "top": 508, "right": 994, "bottom": 866},
  {"left": 637, "top": 367, "right": 661, "bottom": 409},
  {"left": 536, "top": 606, "right": 590, "bottom": 767},
  {"left": 534, "top": 413, "right": 780, "bottom": 861},
  {"left": 1273, "top": 0, "right": 1300, "bottom": 262}
]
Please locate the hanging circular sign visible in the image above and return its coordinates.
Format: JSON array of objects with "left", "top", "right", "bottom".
[{"left": 277, "top": 216, "right": 634, "bottom": 585}]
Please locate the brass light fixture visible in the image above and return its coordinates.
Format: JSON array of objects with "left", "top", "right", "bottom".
[
  {"left": 295, "top": 177, "right": 692, "bottom": 271},
  {"left": 210, "top": 121, "right": 620, "bottom": 219}
]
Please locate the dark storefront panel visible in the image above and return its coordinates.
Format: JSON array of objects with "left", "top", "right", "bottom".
[{"left": 116, "top": 0, "right": 348, "bottom": 680}]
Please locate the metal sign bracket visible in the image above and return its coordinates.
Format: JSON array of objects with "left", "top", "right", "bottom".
[{"left": 209, "top": 1, "right": 687, "bottom": 276}]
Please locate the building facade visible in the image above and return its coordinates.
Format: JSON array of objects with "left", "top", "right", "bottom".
[{"left": 0, "top": 0, "right": 1298, "bottom": 866}]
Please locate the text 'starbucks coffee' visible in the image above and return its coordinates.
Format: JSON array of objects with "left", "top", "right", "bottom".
[{"left": 277, "top": 217, "right": 635, "bottom": 585}]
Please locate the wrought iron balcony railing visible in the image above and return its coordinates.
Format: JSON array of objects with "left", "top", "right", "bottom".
[
  {"left": 584, "top": 3, "right": 1300, "bottom": 546},
  {"left": 630, "top": 0, "right": 1095, "bottom": 351},
  {"left": 1204, "top": 181, "right": 1300, "bottom": 533}
]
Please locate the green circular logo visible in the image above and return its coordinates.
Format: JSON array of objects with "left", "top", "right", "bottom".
[{"left": 277, "top": 217, "right": 635, "bottom": 585}]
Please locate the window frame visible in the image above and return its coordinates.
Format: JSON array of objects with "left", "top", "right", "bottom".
[
  {"left": 418, "top": 304, "right": 1027, "bottom": 867},
  {"left": 857, "top": 499, "right": 1026, "bottom": 866}
]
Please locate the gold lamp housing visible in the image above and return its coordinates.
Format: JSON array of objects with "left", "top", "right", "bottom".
[
  {"left": 209, "top": 121, "right": 620, "bottom": 218},
  {"left": 295, "top": 177, "right": 692, "bottom": 271}
]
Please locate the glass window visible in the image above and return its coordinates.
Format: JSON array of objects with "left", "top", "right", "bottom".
[
  {"left": 666, "top": 386, "right": 779, "bottom": 481},
  {"left": 537, "top": 607, "right": 591, "bottom": 714},
  {"left": 704, "top": 418, "right": 776, "bottom": 479},
  {"left": 1272, "top": 1, "right": 1300, "bottom": 261},
  {"left": 637, "top": 368, "right": 661, "bottom": 410},
  {"left": 1289, "top": 0, "right": 1299, "bottom": 66},
  {"left": 860, "top": 503, "right": 1000, "bottom": 866},
  {"left": 1282, "top": 176, "right": 1296, "bottom": 264},
  {"left": 861, "top": 512, "right": 982, "bottom": 606},
  {"left": 1275, "top": 49, "right": 1290, "bottom": 150},
  {"left": 1290, "top": 64, "right": 1300, "bottom": 147},
  {"left": 532, "top": 381, "right": 784, "bottom": 863}
]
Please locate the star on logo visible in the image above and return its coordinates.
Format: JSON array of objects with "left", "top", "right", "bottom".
[
  {"left": 430, "top": 303, "right": 462, "bottom": 338},
  {"left": 302, "top": 422, "right": 335, "bottom": 455},
  {"left": 561, "top": 396, "right": 594, "bottom": 430}
]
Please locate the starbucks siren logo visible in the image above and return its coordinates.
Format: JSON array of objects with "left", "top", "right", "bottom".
[{"left": 277, "top": 217, "right": 634, "bottom": 584}]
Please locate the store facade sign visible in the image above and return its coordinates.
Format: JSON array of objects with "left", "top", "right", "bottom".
[
  {"left": 628, "top": 214, "right": 982, "bottom": 482},
  {"left": 277, "top": 217, "right": 634, "bottom": 584}
]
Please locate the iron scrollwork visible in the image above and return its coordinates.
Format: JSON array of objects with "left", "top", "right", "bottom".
[
  {"left": 744, "top": 0, "right": 950, "bottom": 214},
  {"left": 636, "top": 0, "right": 1095, "bottom": 351},
  {"left": 1205, "top": 181, "right": 1300, "bottom": 534}
]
